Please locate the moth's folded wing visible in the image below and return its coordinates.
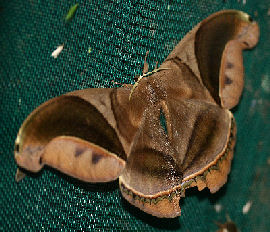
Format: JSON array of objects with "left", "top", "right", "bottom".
[
  {"left": 162, "top": 10, "right": 259, "bottom": 109},
  {"left": 166, "top": 99, "right": 236, "bottom": 193},
  {"left": 119, "top": 104, "right": 183, "bottom": 218},
  {"left": 14, "top": 88, "right": 130, "bottom": 182}
]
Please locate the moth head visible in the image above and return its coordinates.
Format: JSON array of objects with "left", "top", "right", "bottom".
[{"left": 14, "top": 134, "right": 44, "bottom": 172}]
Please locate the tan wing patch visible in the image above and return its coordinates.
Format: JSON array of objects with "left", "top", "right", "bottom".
[{"left": 42, "top": 136, "right": 125, "bottom": 182}]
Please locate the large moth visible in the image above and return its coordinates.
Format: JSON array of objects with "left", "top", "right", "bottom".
[{"left": 14, "top": 10, "right": 259, "bottom": 218}]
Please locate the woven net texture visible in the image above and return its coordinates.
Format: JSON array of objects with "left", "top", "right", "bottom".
[{"left": 0, "top": 1, "right": 270, "bottom": 231}]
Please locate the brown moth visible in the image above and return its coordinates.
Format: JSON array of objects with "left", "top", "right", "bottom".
[{"left": 14, "top": 10, "right": 259, "bottom": 218}]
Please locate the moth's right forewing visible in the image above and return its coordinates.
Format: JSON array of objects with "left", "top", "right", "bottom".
[{"left": 162, "top": 10, "right": 259, "bottom": 109}]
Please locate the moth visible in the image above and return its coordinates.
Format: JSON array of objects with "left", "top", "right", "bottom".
[{"left": 14, "top": 10, "right": 259, "bottom": 218}]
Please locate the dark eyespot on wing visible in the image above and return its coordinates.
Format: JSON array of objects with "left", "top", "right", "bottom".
[
  {"left": 225, "top": 75, "right": 233, "bottom": 85},
  {"left": 92, "top": 152, "right": 103, "bottom": 164},
  {"left": 226, "top": 62, "right": 234, "bottom": 69},
  {"left": 15, "top": 144, "right": 20, "bottom": 152},
  {"left": 39, "top": 157, "right": 42, "bottom": 165},
  {"left": 243, "top": 41, "right": 249, "bottom": 46},
  {"left": 75, "top": 147, "right": 86, "bottom": 157}
]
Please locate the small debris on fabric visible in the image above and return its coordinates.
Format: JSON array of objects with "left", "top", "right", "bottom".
[
  {"left": 243, "top": 0, "right": 246, "bottom": 5},
  {"left": 167, "top": 5, "right": 170, "bottom": 10},
  {"left": 242, "top": 201, "right": 252, "bottom": 214},
  {"left": 88, "top": 47, "right": 92, "bottom": 54},
  {"left": 214, "top": 204, "right": 222, "bottom": 213},
  {"left": 65, "top": 3, "right": 78, "bottom": 22},
  {"left": 261, "top": 75, "right": 270, "bottom": 93},
  {"left": 51, "top": 45, "right": 64, "bottom": 59},
  {"left": 111, "top": 80, "right": 122, "bottom": 85}
]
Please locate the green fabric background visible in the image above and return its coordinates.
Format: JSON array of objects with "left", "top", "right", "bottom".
[{"left": 0, "top": 1, "right": 269, "bottom": 231}]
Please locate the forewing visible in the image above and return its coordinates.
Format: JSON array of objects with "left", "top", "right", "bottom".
[
  {"left": 162, "top": 10, "right": 259, "bottom": 109},
  {"left": 15, "top": 88, "right": 132, "bottom": 182}
]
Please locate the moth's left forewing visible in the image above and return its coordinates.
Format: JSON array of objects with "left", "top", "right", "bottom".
[
  {"left": 14, "top": 88, "right": 136, "bottom": 182},
  {"left": 67, "top": 88, "right": 140, "bottom": 155}
]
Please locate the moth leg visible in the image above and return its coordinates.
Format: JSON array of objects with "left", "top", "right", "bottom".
[
  {"left": 154, "top": 61, "right": 159, "bottom": 70},
  {"left": 132, "top": 51, "right": 149, "bottom": 83},
  {"left": 143, "top": 50, "right": 149, "bottom": 74},
  {"left": 15, "top": 168, "right": 26, "bottom": 182}
]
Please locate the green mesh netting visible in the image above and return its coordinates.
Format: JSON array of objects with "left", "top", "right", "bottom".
[{"left": 1, "top": 1, "right": 269, "bottom": 231}]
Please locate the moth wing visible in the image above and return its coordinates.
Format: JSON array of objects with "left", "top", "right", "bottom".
[
  {"left": 119, "top": 97, "right": 237, "bottom": 218},
  {"left": 15, "top": 88, "right": 132, "bottom": 182},
  {"left": 161, "top": 10, "right": 259, "bottom": 109},
  {"left": 119, "top": 103, "right": 183, "bottom": 218},
  {"left": 165, "top": 99, "right": 236, "bottom": 193}
]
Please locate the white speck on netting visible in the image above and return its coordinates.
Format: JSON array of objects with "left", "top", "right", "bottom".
[
  {"left": 51, "top": 44, "right": 64, "bottom": 58},
  {"left": 261, "top": 75, "right": 270, "bottom": 93},
  {"left": 242, "top": 201, "right": 252, "bottom": 214},
  {"left": 214, "top": 204, "right": 222, "bottom": 213}
]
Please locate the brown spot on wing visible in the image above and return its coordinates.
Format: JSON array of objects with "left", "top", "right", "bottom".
[
  {"left": 75, "top": 147, "right": 86, "bottom": 157},
  {"left": 92, "top": 152, "right": 103, "bottom": 164},
  {"left": 15, "top": 143, "right": 20, "bottom": 152},
  {"left": 243, "top": 41, "right": 249, "bottom": 46},
  {"left": 226, "top": 62, "right": 234, "bottom": 69},
  {"left": 225, "top": 75, "right": 233, "bottom": 85}
]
